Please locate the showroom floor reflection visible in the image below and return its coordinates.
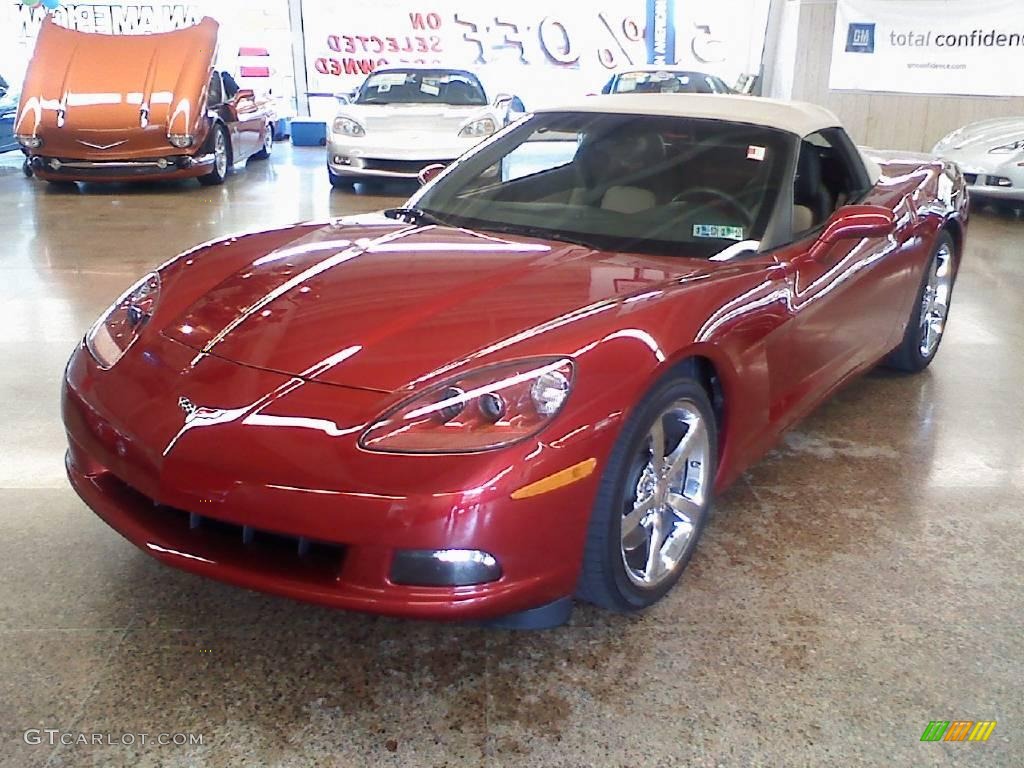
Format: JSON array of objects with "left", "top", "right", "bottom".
[{"left": 0, "top": 145, "right": 1020, "bottom": 767}]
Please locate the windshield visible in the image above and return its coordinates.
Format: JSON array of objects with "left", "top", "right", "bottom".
[
  {"left": 411, "top": 112, "right": 795, "bottom": 258},
  {"left": 355, "top": 70, "right": 487, "bottom": 106},
  {"left": 612, "top": 71, "right": 727, "bottom": 95}
]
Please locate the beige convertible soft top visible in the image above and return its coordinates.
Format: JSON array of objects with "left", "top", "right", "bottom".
[{"left": 538, "top": 93, "right": 882, "bottom": 184}]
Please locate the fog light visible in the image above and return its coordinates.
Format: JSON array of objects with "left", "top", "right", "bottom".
[
  {"left": 156, "top": 158, "right": 169, "bottom": 169},
  {"left": 390, "top": 549, "right": 501, "bottom": 586},
  {"left": 17, "top": 135, "right": 42, "bottom": 149},
  {"left": 49, "top": 158, "right": 61, "bottom": 170}
]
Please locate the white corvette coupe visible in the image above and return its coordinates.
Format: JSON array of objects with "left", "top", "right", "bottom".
[
  {"left": 933, "top": 117, "right": 1024, "bottom": 208},
  {"left": 327, "top": 67, "right": 525, "bottom": 188}
]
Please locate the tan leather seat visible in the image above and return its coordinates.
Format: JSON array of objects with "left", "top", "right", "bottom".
[
  {"left": 601, "top": 185, "right": 657, "bottom": 214},
  {"left": 793, "top": 204, "right": 815, "bottom": 235}
]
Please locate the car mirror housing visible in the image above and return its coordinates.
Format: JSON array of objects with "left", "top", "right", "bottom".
[
  {"left": 818, "top": 205, "right": 896, "bottom": 248},
  {"left": 493, "top": 93, "right": 513, "bottom": 107},
  {"left": 418, "top": 163, "right": 446, "bottom": 186}
]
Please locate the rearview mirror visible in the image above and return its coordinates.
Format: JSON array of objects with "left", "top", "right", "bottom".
[
  {"left": 418, "top": 163, "right": 446, "bottom": 186},
  {"left": 818, "top": 204, "right": 896, "bottom": 247}
]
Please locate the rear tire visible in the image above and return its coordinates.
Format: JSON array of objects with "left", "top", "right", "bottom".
[
  {"left": 885, "top": 231, "right": 957, "bottom": 373},
  {"left": 577, "top": 370, "right": 717, "bottom": 612},
  {"left": 198, "top": 124, "right": 230, "bottom": 186}
]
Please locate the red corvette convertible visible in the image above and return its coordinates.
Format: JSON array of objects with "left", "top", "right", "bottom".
[{"left": 63, "top": 95, "right": 967, "bottom": 628}]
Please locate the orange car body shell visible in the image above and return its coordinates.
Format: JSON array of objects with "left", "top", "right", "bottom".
[{"left": 16, "top": 17, "right": 270, "bottom": 182}]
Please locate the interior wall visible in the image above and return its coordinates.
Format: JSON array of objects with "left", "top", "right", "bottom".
[{"left": 779, "top": 0, "right": 1024, "bottom": 151}]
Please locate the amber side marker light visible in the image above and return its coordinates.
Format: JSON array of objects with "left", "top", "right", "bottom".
[{"left": 510, "top": 458, "right": 597, "bottom": 500}]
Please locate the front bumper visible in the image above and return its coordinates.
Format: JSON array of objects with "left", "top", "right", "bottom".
[
  {"left": 30, "top": 153, "right": 214, "bottom": 182},
  {"left": 61, "top": 339, "right": 597, "bottom": 621},
  {"left": 963, "top": 182, "right": 1024, "bottom": 202},
  {"left": 327, "top": 133, "right": 476, "bottom": 178},
  {"left": 935, "top": 153, "right": 1024, "bottom": 202}
]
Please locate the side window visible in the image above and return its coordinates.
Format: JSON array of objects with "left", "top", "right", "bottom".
[
  {"left": 207, "top": 72, "right": 223, "bottom": 107},
  {"left": 792, "top": 128, "right": 869, "bottom": 235}
]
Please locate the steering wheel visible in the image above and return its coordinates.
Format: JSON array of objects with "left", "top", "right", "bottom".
[{"left": 672, "top": 187, "right": 752, "bottom": 227}]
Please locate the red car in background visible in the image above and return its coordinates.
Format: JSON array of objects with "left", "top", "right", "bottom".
[{"left": 62, "top": 95, "right": 966, "bottom": 628}]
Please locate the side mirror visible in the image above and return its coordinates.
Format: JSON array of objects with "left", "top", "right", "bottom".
[
  {"left": 335, "top": 90, "right": 356, "bottom": 104},
  {"left": 815, "top": 204, "right": 896, "bottom": 252},
  {"left": 418, "top": 163, "right": 446, "bottom": 186},
  {"left": 493, "top": 93, "right": 513, "bottom": 108}
]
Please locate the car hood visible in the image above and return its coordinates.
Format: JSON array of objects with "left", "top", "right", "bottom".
[
  {"left": 339, "top": 103, "right": 491, "bottom": 135},
  {"left": 161, "top": 217, "right": 713, "bottom": 392},
  {"left": 935, "top": 117, "right": 1024, "bottom": 154},
  {"left": 16, "top": 16, "right": 216, "bottom": 154}
]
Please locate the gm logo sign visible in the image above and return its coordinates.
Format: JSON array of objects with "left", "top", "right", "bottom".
[{"left": 846, "top": 22, "right": 876, "bottom": 53}]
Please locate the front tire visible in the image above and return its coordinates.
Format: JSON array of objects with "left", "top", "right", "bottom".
[
  {"left": 578, "top": 372, "right": 717, "bottom": 612},
  {"left": 885, "top": 231, "right": 956, "bottom": 373},
  {"left": 198, "top": 124, "right": 230, "bottom": 186}
]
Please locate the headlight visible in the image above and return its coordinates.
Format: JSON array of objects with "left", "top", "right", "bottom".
[
  {"left": 168, "top": 133, "right": 194, "bottom": 148},
  {"left": 458, "top": 117, "right": 496, "bottom": 139},
  {"left": 359, "top": 357, "right": 574, "bottom": 453},
  {"left": 989, "top": 139, "right": 1024, "bottom": 154},
  {"left": 333, "top": 117, "right": 365, "bottom": 137},
  {"left": 85, "top": 272, "right": 161, "bottom": 370},
  {"left": 16, "top": 134, "right": 42, "bottom": 149}
]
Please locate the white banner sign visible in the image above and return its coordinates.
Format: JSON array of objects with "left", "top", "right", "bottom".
[
  {"left": 830, "top": 0, "right": 1024, "bottom": 96},
  {"left": 298, "top": 0, "right": 769, "bottom": 116}
]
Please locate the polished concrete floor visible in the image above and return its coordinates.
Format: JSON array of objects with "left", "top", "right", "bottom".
[{"left": 0, "top": 144, "right": 1020, "bottom": 767}]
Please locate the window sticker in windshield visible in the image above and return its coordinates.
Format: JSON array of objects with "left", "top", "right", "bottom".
[
  {"left": 371, "top": 73, "right": 407, "bottom": 88},
  {"left": 694, "top": 224, "right": 745, "bottom": 241},
  {"left": 420, "top": 81, "right": 440, "bottom": 96},
  {"left": 747, "top": 145, "right": 767, "bottom": 161}
]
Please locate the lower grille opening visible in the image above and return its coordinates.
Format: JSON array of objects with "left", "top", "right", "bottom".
[
  {"left": 362, "top": 158, "right": 449, "bottom": 175},
  {"left": 162, "top": 506, "right": 345, "bottom": 573},
  {"left": 108, "top": 476, "right": 346, "bottom": 579}
]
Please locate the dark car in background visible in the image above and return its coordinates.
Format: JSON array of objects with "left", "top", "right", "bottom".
[{"left": 0, "top": 75, "right": 19, "bottom": 154}]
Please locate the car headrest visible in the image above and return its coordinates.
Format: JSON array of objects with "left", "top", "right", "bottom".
[
  {"left": 795, "top": 148, "right": 824, "bottom": 204},
  {"left": 579, "top": 130, "right": 666, "bottom": 183}
]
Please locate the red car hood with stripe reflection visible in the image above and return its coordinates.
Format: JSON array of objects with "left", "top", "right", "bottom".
[{"left": 162, "top": 219, "right": 713, "bottom": 392}]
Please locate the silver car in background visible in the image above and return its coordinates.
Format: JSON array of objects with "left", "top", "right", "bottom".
[
  {"left": 328, "top": 67, "right": 524, "bottom": 188},
  {"left": 933, "top": 118, "right": 1024, "bottom": 207},
  {"left": 599, "top": 66, "right": 734, "bottom": 96}
]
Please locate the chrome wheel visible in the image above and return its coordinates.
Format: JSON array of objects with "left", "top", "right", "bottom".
[
  {"left": 621, "top": 399, "right": 710, "bottom": 588},
  {"left": 214, "top": 130, "right": 228, "bottom": 178},
  {"left": 919, "top": 241, "right": 953, "bottom": 358}
]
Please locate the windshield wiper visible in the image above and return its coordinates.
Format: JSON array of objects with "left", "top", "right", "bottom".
[{"left": 383, "top": 207, "right": 448, "bottom": 227}]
